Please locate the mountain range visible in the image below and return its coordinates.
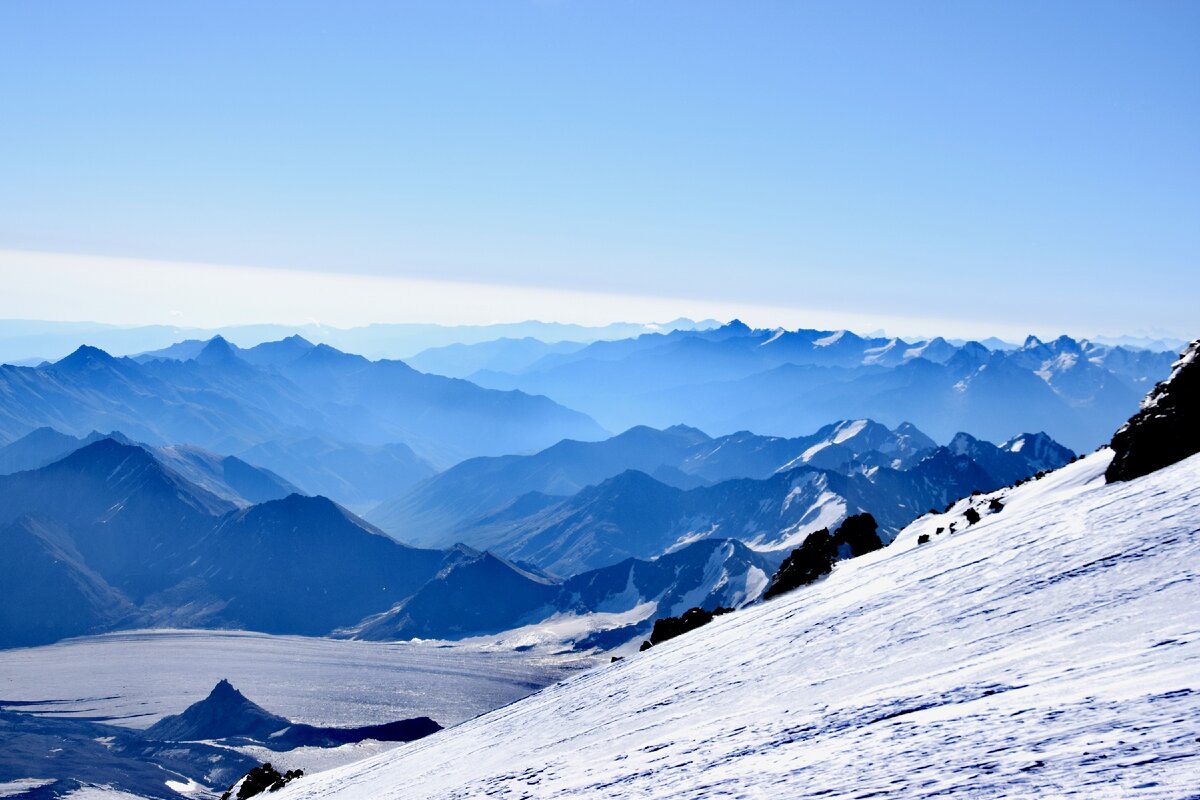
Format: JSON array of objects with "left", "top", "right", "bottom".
[
  {"left": 0, "top": 317, "right": 721, "bottom": 365},
  {"left": 0, "top": 434, "right": 791, "bottom": 649},
  {"left": 0, "top": 336, "right": 605, "bottom": 508},
  {"left": 0, "top": 325, "right": 1168, "bottom": 517},
  {"left": 0, "top": 439, "right": 468, "bottom": 645},
  {"left": 368, "top": 419, "right": 1074, "bottom": 576},
  {"left": 465, "top": 322, "right": 1175, "bottom": 451},
  {"left": 1, "top": 419, "right": 1065, "bottom": 649}
]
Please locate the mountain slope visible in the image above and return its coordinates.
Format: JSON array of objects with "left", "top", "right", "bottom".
[
  {"left": 239, "top": 435, "right": 435, "bottom": 512},
  {"left": 348, "top": 538, "right": 781, "bottom": 644},
  {"left": 181, "top": 495, "right": 460, "bottom": 635},
  {"left": 0, "top": 426, "right": 98, "bottom": 474},
  {"left": 274, "top": 449, "right": 1200, "bottom": 799},
  {"left": 0, "top": 427, "right": 301, "bottom": 506},
  {"left": 453, "top": 450, "right": 1012, "bottom": 576},
  {"left": 0, "top": 339, "right": 606, "bottom": 467},
  {"left": 368, "top": 419, "right": 968, "bottom": 548},
  {"left": 0, "top": 517, "right": 136, "bottom": 648},
  {"left": 369, "top": 425, "right": 713, "bottom": 545},
  {"left": 349, "top": 552, "right": 560, "bottom": 641},
  {"left": 0, "top": 439, "right": 235, "bottom": 597}
]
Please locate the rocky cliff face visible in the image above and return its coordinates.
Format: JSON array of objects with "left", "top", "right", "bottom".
[{"left": 1106, "top": 340, "right": 1200, "bottom": 483}]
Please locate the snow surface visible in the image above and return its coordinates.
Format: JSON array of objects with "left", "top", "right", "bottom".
[
  {"left": 0, "top": 779, "right": 54, "bottom": 798},
  {"left": 275, "top": 450, "right": 1200, "bottom": 799},
  {"left": 61, "top": 790, "right": 145, "bottom": 800},
  {"left": 0, "top": 629, "right": 595, "bottom": 730}
]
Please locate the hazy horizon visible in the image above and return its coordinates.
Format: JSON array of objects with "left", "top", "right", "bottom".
[{"left": 2, "top": 2, "right": 1196, "bottom": 341}]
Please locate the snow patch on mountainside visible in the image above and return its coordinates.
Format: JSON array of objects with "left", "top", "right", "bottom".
[{"left": 275, "top": 449, "right": 1200, "bottom": 799}]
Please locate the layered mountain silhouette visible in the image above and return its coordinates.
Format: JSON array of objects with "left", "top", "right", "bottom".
[
  {"left": 369, "top": 420, "right": 1073, "bottom": 574},
  {"left": 0, "top": 440, "right": 468, "bottom": 645},
  {"left": 369, "top": 419, "right": 942, "bottom": 545},
  {"left": 0, "top": 436, "right": 796, "bottom": 648},
  {"left": 0, "top": 427, "right": 300, "bottom": 506},
  {"left": 0, "top": 337, "right": 605, "bottom": 476},
  {"left": 467, "top": 323, "right": 1174, "bottom": 451},
  {"left": 448, "top": 454, "right": 996, "bottom": 577},
  {"left": 0, "top": 413, "right": 1073, "bottom": 648}
]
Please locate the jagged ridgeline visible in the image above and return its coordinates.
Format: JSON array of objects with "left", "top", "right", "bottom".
[{"left": 0, "top": 415, "right": 1075, "bottom": 650}]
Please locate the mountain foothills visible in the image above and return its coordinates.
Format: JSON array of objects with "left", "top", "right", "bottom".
[
  {"left": 268, "top": 340, "right": 1200, "bottom": 800},
  {"left": 465, "top": 322, "right": 1174, "bottom": 451}
]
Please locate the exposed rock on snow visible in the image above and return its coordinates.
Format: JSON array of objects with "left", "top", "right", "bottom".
[{"left": 1106, "top": 339, "right": 1200, "bottom": 483}]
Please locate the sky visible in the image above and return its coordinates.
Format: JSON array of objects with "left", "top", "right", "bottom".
[{"left": 0, "top": 1, "right": 1196, "bottom": 340}]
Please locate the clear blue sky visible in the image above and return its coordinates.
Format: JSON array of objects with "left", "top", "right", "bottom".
[{"left": 0, "top": 1, "right": 1196, "bottom": 338}]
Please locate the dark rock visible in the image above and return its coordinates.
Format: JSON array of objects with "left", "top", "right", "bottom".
[
  {"left": 917, "top": 534, "right": 931, "bottom": 545},
  {"left": 221, "top": 762, "right": 304, "bottom": 800},
  {"left": 1106, "top": 340, "right": 1200, "bottom": 483},
  {"left": 964, "top": 507, "right": 981, "bottom": 525},
  {"left": 988, "top": 497, "right": 1004, "bottom": 512},
  {"left": 763, "top": 528, "right": 836, "bottom": 600},
  {"left": 833, "top": 512, "right": 883, "bottom": 556},
  {"left": 640, "top": 605, "right": 733, "bottom": 649}
]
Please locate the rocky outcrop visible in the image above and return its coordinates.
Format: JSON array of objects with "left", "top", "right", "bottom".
[
  {"left": 639, "top": 606, "right": 733, "bottom": 651},
  {"left": 763, "top": 528, "right": 836, "bottom": 600},
  {"left": 763, "top": 512, "right": 883, "bottom": 600},
  {"left": 221, "top": 763, "right": 304, "bottom": 800},
  {"left": 1106, "top": 340, "right": 1200, "bottom": 483}
]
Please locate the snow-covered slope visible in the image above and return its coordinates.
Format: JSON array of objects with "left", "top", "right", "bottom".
[{"left": 275, "top": 449, "right": 1200, "bottom": 798}]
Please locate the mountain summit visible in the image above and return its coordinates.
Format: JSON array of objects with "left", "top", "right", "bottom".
[{"left": 145, "top": 679, "right": 289, "bottom": 742}]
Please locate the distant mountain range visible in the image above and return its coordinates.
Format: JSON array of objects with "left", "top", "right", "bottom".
[
  {"left": 0, "top": 318, "right": 720, "bottom": 365},
  {"left": 464, "top": 322, "right": 1176, "bottom": 451},
  {"left": 0, "top": 325, "right": 1172, "bottom": 512},
  {"left": 0, "top": 336, "right": 605, "bottom": 503},
  {"left": 369, "top": 419, "right": 1075, "bottom": 576}
]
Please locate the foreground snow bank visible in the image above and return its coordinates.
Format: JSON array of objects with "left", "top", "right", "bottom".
[{"left": 277, "top": 451, "right": 1200, "bottom": 799}]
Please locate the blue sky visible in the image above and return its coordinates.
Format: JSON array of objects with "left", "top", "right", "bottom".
[{"left": 0, "top": 1, "right": 1196, "bottom": 338}]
